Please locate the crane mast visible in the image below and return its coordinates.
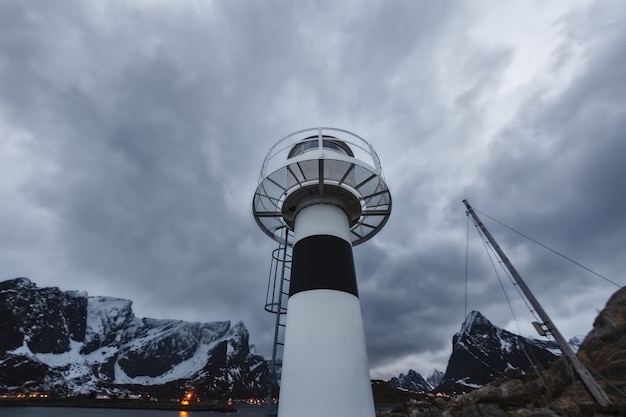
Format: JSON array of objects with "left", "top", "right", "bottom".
[{"left": 463, "top": 199, "right": 610, "bottom": 407}]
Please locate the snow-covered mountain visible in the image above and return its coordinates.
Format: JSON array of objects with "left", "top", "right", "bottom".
[
  {"left": 435, "top": 311, "right": 559, "bottom": 394},
  {"left": 389, "top": 368, "right": 444, "bottom": 393},
  {"left": 389, "top": 369, "right": 430, "bottom": 392},
  {"left": 426, "top": 368, "right": 444, "bottom": 389},
  {"left": 389, "top": 312, "right": 577, "bottom": 394},
  {"left": 0, "top": 278, "right": 269, "bottom": 398}
]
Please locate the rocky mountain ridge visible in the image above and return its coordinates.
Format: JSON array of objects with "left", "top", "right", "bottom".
[
  {"left": 390, "top": 369, "right": 444, "bottom": 393},
  {"left": 436, "top": 310, "right": 560, "bottom": 393},
  {"left": 382, "top": 286, "right": 626, "bottom": 417},
  {"left": 0, "top": 277, "right": 269, "bottom": 399},
  {"left": 390, "top": 311, "right": 562, "bottom": 394}
]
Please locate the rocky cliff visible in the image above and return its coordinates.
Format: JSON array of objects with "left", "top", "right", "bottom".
[{"left": 0, "top": 278, "right": 269, "bottom": 399}]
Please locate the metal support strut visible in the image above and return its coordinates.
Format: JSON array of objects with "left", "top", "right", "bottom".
[{"left": 463, "top": 199, "right": 611, "bottom": 407}]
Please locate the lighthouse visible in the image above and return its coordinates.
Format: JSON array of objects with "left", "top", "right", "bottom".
[{"left": 252, "top": 128, "right": 392, "bottom": 417}]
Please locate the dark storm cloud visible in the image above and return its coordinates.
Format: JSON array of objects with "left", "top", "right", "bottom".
[
  {"left": 0, "top": 0, "right": 306, "bottom": 343},
  {"left": 457, "top": 0, "right": 626, "bottom": 357},
  {"left": 363, "top": 1, "right": 626, "bottom": 376},
  {"left": 351, "top": 38, "right": 516, "bottom": 372},
  {"left": 469, "top": 1, "right": 626, "bottom": 287},
  {"left": 358, "top": 245, "right": 470, "bottom": 365},
  {"left": 1, "top": 0, "right": 625, "bottom": 380}
]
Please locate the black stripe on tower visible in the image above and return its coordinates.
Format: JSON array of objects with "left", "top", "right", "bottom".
[{"left": 289, "top": 234, "right": 358, "bottom": 297}]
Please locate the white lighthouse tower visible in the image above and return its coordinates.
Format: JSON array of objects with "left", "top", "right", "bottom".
[{"left": 253, "top": 128, "right": 392, "bottom": 417}]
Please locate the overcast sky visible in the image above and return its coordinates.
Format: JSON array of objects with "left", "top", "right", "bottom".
[{"left": 1, "top": 0, "right": 625, "bottom": 380}]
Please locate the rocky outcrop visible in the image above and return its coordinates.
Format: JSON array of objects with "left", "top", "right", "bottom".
[{"left": 0, "top": 278, "right": 87, "bottom": 354}]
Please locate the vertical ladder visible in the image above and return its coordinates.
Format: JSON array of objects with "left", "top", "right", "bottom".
[{"left": 264, "top": 228, "right": 292, "bottom": 417}]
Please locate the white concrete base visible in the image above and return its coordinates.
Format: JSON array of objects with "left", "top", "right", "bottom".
[{"left": 278, "top": 289, "right": 375, "bottom": 417}]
